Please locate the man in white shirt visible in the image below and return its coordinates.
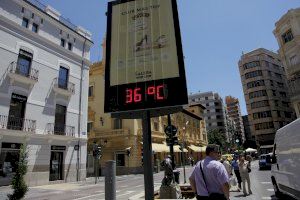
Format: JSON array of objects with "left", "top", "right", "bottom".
[{"left": 189, "top": 144, "right": 230, "bottom": 200}]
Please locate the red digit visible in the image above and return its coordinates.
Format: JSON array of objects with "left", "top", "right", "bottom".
[
  {"left": 134, "top": 88, "right": 142, "bottom": 102},
  {"left": 157, "top": 85, "right": 164, "bottom": 100},
  {"left": 126, "top": 89, "right": 133, "bottom": 103},
  {"left": 147, "top": 86, "right": 155, "bottom": 97}
]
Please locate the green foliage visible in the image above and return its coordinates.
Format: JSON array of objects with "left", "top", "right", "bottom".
[
  {"left": 207, "top": 129, "right": 227, "bottom": 150},
  {"left": 8, "top": 144, "right": 28, "bottom": 200}
]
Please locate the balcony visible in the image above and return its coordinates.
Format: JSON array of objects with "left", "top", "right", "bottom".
[
  {"left": 46, "top": 123, "right": 75, "bottom": 137},
  {"left": 0, "top": 115, "right": 36, "bottom": 132},
  {"left": 53, "top": 78, "right": 75, "bottom": 97},
  {"left": 92, "top": 128, "right": 130, "bottom": 138},
  {"left": 8, "top": 61, "right": 39, "bottom": 86}
]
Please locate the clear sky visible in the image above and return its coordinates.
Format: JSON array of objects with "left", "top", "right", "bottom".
[{"left": 41, "top": 0, "right": 300, "bottom": 115}]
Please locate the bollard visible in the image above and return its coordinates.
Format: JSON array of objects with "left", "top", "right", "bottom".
[{"left": 105, "top": 160, "right": 116, "bottom": 200}]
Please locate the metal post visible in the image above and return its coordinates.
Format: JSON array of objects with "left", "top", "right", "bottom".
[
  {"left": 105, "top": 160, "right": 116, "bottom": 200},
  {"left": 94, "top": 158, "right": 97, "bottom": 184},
  {"left": 183, "top": 148, "right": 186, "bottom": 183},
  {"left": 142, "top": 110, "right": 154, "bottom": 200},
  {"left": 167, "top": 114, "right": 175, "bottom": 169}
]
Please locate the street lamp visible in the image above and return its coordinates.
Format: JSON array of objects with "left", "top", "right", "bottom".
[{"left": 181, "top": 121, "right": 189, "bottom": 184}]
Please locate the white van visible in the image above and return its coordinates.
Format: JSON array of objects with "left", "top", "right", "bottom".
[{"left": 271, "top": 118, "right": 300, "bottom": 199}]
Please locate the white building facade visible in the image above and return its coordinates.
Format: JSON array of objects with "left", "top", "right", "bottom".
[
  {"left": 274, "top": 8, "right": 300, "bottom": 118},
  {"left": 0, "top": 0, "right": 92, "bottom": 186}
]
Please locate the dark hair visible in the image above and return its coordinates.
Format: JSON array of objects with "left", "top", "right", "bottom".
[{"left": 206, "top": 144, "right": 220, "bottom": 156}]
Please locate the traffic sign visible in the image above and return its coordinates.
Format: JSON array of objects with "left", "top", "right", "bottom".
[{"left": 164, "top": 125, "right": 177, "bottom": 137}]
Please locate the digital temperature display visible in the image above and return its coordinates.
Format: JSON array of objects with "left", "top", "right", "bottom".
[
  {"left": 104, "top": 0, "right": 188, "bottom": 113},
  {"left": 125, "top": 85, "right": 167, "bottom": 104}
]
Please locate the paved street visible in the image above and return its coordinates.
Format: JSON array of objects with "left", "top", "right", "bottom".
[
  {"left": 0, "top": 161, "right": 295, "bottom": 200},
  {"left": 230, "top": 161, "right": 294, "bottom": 200}
]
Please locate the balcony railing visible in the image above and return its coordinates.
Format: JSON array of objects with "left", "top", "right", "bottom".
[
  {"left": 53, "top": 78, "right": 75, "bottom": 94},
  {"left": 92, "top": 128, "right": 130, "bottom": 138},
  {"left": 46, "top": 123, "right": 75, "bottom": 137},
  {"left": 9, "top": 61, "right": 39, "bottom": 81},
  {"left": 0, "top": 115, "right": 36, "bottom": 132}
]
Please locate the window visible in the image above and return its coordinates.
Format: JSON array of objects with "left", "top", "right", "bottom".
[
  {"left": 153, "top": 121, "right": 159, "bottom": 131},
  {"left": 247, "top": 80, "right": 265, "bottom": 89},
  {"left": 87, "top": 122, "right": 93, "bottom": 133},
  {"left": 7, "top": 94, "right": 27, "bottom": 130},
  {"left": 250, "top": 100, "right": 269, "bottom": 109},
  {"left": 282, "top": 29, "right": 294, "bottom": 44},
  {"left": 277, "top": 82, "right": 284, "bottom": 88},
  {"left": 58, "top": 67, "right": 69, "bottom": 89},
  {"left": 272, "top": 90, "right": 276, "bottom": 96},
  {"left": 88, "top": 86, "right": 94, "bottom": 97},
  {"left": 113, "top": 118, "right": 122, "bottom": 129},
  {"left": 290, "top": 55, "right": 298, "bottom": 66},
  {"left": 277, "top": 111, "right": 281, "bottom": 117},
  {"left": 116, "top": 153, "right": 125, "bottom": 166},
  {"left": 279, "top": 92, "right": 287, "bottom": 98},
  {"left": 275, "top": 73, "right": 282, "bottom": 79},
  {"left": 206, "top": 103, "right": 209, "bottom": 107},
  {"left": 253, "top": 111, "right": 272, "bottom": 119},
  {"left": 60, "top": 39, "right": 65, "bottom": 47},
  {"left": 243, "top": 61, "right": 260, "bottom": 70},
  {"left": 282, "top": 101, "right": 289, "bottom": 107},
  {"left": 284, "top": 112, "right": 292, "bottom": 118},
  {"left": 68, "top": 42, "right": 72, "bottom": 51},
  {"left": 255, "top": 122, "right": 274, "bottom": 130},
  {"left": 245, "top": 70, "right": 262, "bottom": 79},
  {"left": 54, "top": 104, "right": 66, "bottom": 134},
  {"left": 22, "top": 18, "right": 29, "bottom": 28},
  {"left": 249, "top": 90, "right": 267, "bottom": 99},
  {"left": 217, "top": 122, "right": 224, "bottom": 126},
  {"left": 274, "top": 100, "right": 279, "bottom": 107},
  {"left": 270, "top": 80, "right": 274, "bottom": 86},
  {"left": 273, "top": 64, "right": 280, "bottom": 70},
  {"left": 17, "top": 50, "right": 33, "bottom": 77},
  {"left": 32, "top": 23, "right": 38, "bottom": 33}
]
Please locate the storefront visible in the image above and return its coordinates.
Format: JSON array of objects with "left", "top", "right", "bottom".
[
  {"left": 49, "top": 146, "right": 65, "bottom": 181},
  {"left": 0, "top": 143, "right": 21, "bottom": 186}
]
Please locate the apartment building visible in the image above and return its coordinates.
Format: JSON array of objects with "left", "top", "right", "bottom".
[
  {"left": 0, "top": 0, "right": 93, "bottom": 186},
  {"left": 273, "top": 8, "right": 300, "bottom": 118},
  {"left": 189, "top": 92, "right": 227, "bottom": 138},
  {"left": 238, "top": 48, "right": 295, "bottom": 146},
  {"left": 88, "top": 57, "right": 208, "bottom": 176},
  {"left": 225, "top": 96, "right": 245, "bottom": 144}
]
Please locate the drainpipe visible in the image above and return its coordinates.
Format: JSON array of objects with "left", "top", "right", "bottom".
[{"left": 77, "top": 34, "right": 87, "bottom": 182}]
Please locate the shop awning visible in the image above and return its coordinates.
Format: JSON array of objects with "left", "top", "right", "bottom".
[
  {"left": 152, "top": 143, "right": 169, "bottom": 153},
  {"left": 173, "top": 145, "right": 188, "bottom": 152},
  {"left": 188, "top": 145, "right": 206, "bottom": 152}
]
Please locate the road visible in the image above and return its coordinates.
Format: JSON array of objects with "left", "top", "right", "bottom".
[
  {"left": 0, "top": 161, "right": 295, "bottom": 200},
  {"left": 230, "top": 160, "right": 294, "bottom": 200}
]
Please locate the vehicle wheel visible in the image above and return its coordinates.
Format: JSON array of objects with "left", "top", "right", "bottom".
[{"left": 271, "top": 177, "right": 282, "bottom": 198}]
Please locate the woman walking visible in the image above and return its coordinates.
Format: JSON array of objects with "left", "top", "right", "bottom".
[{"left": 238, "top": 156, "right": 252, "bottom": 196}]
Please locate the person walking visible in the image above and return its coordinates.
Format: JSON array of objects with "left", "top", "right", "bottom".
[
  {"left": 189, "top": 144, "right": 230, "bottom": 200},
  {"left": 231, "top": 156, "right": 242, "bottom": 191},
  {"left": 238, "top": 155, "right": 252, "bottom": 196},
  {"left": 221, "top": 156, "right": 232, "bottom": 177}
]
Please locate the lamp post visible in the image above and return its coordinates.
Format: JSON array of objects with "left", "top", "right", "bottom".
[{"left": 182, "top": 121, "right": 189, "bottom": 184}]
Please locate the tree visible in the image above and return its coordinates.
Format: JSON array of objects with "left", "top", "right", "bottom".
[
  {"left": 8, "top": 144, "right": 28, "bottom": 200},
  {"left": 207, "top": 129, "right": 227, "bottom": 151}
]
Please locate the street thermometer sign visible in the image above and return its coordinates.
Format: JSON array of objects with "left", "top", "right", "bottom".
[{"left": 105, "top": 0, "right": 188, "bottom": 113}]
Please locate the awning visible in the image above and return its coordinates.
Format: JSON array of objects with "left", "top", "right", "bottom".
[
  {"left": 188, "top": 145, "right": 206, "bottom": 152},
  {"left": 152, "top": 143, "right": 169, "bottom": 153},
  {"left": 173, "top": 145, "right": 188, "bottom": 152}
]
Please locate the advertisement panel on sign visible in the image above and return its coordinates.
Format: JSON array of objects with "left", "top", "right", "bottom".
[{"left": 105, "top": 0, "right": 187, "bottom": 113}]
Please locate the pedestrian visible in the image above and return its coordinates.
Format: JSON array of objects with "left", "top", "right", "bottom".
[
  {"left": 231, "top": 156, "right": 242, "bottom": 191},
  {"left": 191, "top": 158, "right": 195, "bottom": 166},
  {"left": 238, "top": 155, "right": 252, "bottom": 196},
  {"left": 221, "top": 156, "right": 232, "bottom": 177},
  {"left": 189, "top": 144, "right": 230, "bottom": 200}
]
